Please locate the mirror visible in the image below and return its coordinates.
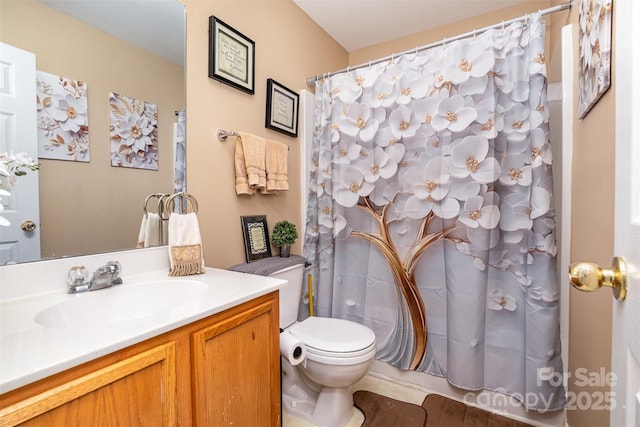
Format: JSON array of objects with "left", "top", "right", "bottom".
[{"left": 0, "top": 0, "right": 185, "bottom": 263}]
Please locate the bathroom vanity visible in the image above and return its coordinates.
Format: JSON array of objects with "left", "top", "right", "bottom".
[{"left": 0, "top": 247, "right": 285, "bottom": 426}]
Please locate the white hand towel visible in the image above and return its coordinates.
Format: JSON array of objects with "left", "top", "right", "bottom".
[
  {"left": 168, "top": 212, "right": 205, "bottom": 276},
  {"left": 144, "top": 212, "right": 162, "bottom": 247},
  {"left": 137, "top": 212, "right": 165, "bottom": 248},
  {"left": 136, "top": 214, "right": 148, "bottom": 248}
]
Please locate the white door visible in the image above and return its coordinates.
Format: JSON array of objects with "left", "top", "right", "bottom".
[
  {"left": 0, "top": 43, "right": 41, "bottom": 264},
  {"left": 612, "top": 1, "right": 640, "bottom": 425}
]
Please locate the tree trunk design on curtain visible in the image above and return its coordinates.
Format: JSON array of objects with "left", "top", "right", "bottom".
[
  {"left": 353, "top": 197, "right": 456, "bottom": 369},
  {"left": 303, "top": 13, "right": 565, "bottom": 411}
]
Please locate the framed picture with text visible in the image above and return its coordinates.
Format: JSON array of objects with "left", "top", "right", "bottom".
[
  {"left": 209, "top": 16, "right": 255, "bottom": 95},
  {"left": 265, "top": 78, "right": 299, "bottom": 137},
  {"left": 240, "top": 215, "right": 272, "bottom": 262}
]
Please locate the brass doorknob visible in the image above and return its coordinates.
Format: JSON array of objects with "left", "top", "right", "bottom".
[
  {"left": 569, "top": 257, "right": 627, "bottom": 300},
  {"left": 21, "top": 220, "right": 37, "bottom": 232}
]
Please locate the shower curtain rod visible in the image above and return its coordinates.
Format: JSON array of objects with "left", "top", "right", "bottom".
[{"left": 305, "top": 1, "right": 572, "bottom": 87}]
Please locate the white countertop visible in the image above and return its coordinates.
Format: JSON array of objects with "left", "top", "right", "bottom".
[{"left": 0, "top": 248, "right": 285, "bottom": 394}]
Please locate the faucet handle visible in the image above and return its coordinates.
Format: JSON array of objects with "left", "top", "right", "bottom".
[
  {"left": 106, "top": 261, "right": 123, "bottom": 285},
  {"left": 106, "top": 260, "right": 121, "bottom": 273},
  {"left": 67, "top": 266, "right": 89, "bottom": 287}
]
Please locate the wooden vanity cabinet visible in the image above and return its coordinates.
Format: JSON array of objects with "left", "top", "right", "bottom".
[{"left": 0, "top": 292, "right": 281, "bottom": 427}]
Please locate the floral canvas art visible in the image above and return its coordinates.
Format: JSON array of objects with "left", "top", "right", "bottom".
[
  {"left": 110, "top": 92, "right": 158, "bottom": 170},
  {"left": 36, "top": 71, "right": 89, "bottom": 161},
  {"left": 578, "top": 0, "right": 612, "bottom": 118}
]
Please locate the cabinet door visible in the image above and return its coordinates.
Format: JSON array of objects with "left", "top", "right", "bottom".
[
  {"left": 0, "top": 343, "right": 177, "bottom": 427},
  {"left": 192, "top": 295, "right": 280, "bottom": 427}
]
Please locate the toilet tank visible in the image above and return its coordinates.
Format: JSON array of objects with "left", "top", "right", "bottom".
[{"left": 269, "top": 263, "right": 304, "bottom": 329}]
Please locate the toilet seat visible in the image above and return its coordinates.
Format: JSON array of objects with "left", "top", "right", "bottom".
[{"left": 288, "top": 316, "right": 376, "bottom": 363}]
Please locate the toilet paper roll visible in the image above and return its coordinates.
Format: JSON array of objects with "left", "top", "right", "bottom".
[{"left": 280, "top": 331, "right": 306, "bottom": 366}]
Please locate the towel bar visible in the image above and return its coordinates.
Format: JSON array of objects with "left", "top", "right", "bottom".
[
  {"left": 217, "top": 129, "right": 290, "bottom": 150},
  {"left": 217, "top": 129, "right": 238, "bottom": 141}
]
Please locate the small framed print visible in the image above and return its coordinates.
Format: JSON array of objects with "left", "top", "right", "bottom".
[
  {"left": 265, "top": 78, "right": 299, "bottom": 137},
  {"left": 209, "top": 16, "right": 255, "bottom": 95},
  {"left": 241, "top": 215, "right": 272, "bottom": 262}
]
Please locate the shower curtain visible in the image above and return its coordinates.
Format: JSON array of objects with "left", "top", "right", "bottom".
[
  {"left": 303, "top": 13, "right": 564, "bottom": 411},
  {"left": 174, "top": 110, "right": 186, "bottom": 194}
]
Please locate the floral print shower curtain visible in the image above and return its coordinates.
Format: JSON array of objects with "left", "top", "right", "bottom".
[
  {"left": 174, "top": 110, "right": 186, "bottom": 194},
  {"left": 303, "top": 13, "right": 564, "bottom": 411}
]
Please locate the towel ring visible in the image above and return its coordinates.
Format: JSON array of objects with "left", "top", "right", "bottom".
[
  {"left": 163, "top": 192, "right": 199, "bottom": 218},
  {"left": 143, "top": 193, "right": 169, "bottom": 215}
]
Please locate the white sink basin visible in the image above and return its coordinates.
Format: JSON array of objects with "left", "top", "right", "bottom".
[{"left": 35, "top": 280, "right": 208, "bottom": 328}]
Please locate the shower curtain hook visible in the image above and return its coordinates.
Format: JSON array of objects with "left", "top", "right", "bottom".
[
  {"left": 501, "top": 21, "right": 505, "bottom": 31},
  {"left": 442, "top": 37, "right": 447, "bottom": 48},
  {"left": 368, "top": 60, "right": 371, "bottom": 69}
]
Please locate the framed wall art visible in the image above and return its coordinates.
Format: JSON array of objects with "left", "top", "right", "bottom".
[
  {"left": 578, "top": 0, "right": 613, "bottom": 118},
  {"left": 240, "top": 215, "right": 272, "bottom": 262},
  {"left": 265, "top": 78, "right": 299, "bottom": 137},
  {"left": 36, "top": 71, "right": 90, "bottom": 162},
  {"left": 209, "top": 16, "right": 255, "bottom": 95},
  {"left": 109, "top": 92, "right": 158, "bottom": 170}
]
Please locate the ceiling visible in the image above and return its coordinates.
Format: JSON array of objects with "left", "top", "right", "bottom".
[
  {"left": 293, "top": 0, "right": 532, "bottom": 52},
  {"left": 38, "top": 0, "right": 536, "bottom": 65},
  {"left": 38, "top": 0, "right": 186, "bottom": 65}
]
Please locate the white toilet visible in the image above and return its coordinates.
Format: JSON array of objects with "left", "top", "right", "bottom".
[{"left": 271, "top": 264, "right": 376, "bottom": 427}]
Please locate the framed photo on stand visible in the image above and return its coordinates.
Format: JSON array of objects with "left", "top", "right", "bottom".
[
  {"left": 265, "top": 78, "right": 299, "bottom": 137},
  {"left": 240, "top": 215, "right": 272, "bottom": 262},
  {"left": 209, "top": 16, "right": 255, "bottom": 95}
]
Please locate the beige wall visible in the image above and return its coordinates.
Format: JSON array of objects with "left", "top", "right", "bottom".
[
  {"left": 0, "top": 0, "right": 184, "bottom": 259},
  {"left": 566, "top": 2, "right": 615, "bottom": 427},
  {"left": 183, "top": 0, "right": 347, "bottom": 268}
]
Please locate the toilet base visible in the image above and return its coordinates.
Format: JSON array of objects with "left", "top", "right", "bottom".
[
  {"left": 283, "top": 385, "right": 355, "bottom": 427},
  {"left": 281, "top": 358, "right": 356, "bottom": 427}
]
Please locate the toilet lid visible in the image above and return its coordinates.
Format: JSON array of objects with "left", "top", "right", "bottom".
[{"left": 289, "top": 317, "right": 375, "bottom": 354}]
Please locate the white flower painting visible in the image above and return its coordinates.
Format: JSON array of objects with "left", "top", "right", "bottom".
[
  {"left": 36, "top": 71, "right": 89, "bottom": 162},
  {"left": 109, "top": 92, "right": 158, "bottom": 170},
  {"left": 578, "top": 0, "right": 612, "bottom": 118}
]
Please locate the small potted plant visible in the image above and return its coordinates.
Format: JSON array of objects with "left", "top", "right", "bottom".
[{"left": 271, "top": 220, "right": 298, "bottom": 257}]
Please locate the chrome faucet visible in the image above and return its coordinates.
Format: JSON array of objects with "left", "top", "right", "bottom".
[{"left": 67, "top": 261, "right": 123, "bottom": 294}]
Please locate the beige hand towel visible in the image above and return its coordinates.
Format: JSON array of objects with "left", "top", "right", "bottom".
[
  {"left": 263, "top": 139, "right": 289, "bottom": 193},
  {"left": 235, "top": 132, "right": 266, "bottom": 195},
  {"left": 235, "top": 134, "right": 254, "bottom": 195},
  {"left": 168, "top": 212, "right": 205, "bottom": 276}
]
